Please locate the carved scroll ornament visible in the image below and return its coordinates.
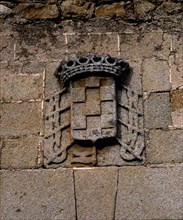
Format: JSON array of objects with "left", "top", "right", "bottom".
[{"left": 44, "top": 54, "right": 144, "bottom": 167}]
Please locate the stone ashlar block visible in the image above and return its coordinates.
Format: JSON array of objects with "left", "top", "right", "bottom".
[
  {"left": 146, "top": 129, "right": 183, "bottom": 164},
  {"left": 156, "top": 1, "right": 182, "bottom": 15},
  {"left": 20, "top": 61, "right": 45, "bottom": 74},
  {"left": 120, "top": 32, "right": 171, "bottom": 61},
  {"left": 171, "top": 34, "right": 183, "bottom": 90},
  {"left": 142, "top": 58, "right": 171, "bottom": 92},
  {"left": 115, "top": 165, "right": 183, "bottom": 220},
  {"left": 144, "top": 92, "right": 172, "bottom": 129},
  {"left": 170, "top": 56, "right": 183, "bottom": 90},
  {"left": 13, "top": 3, "right": 59, "bottom": 20},
  {"left": 0, "top": 61, "right": 21, "bottom": 75},
  {"left": 0, "top": 4, "right": 12, "bottom": 16},
  {"left": 127, "top": 60, "right": 143, "bottom": 95},
  {"left": 67, "top": 33, "right": 119, "bottom": 57},
  {"left": 15, "top": 26, "right": 67, "bottom": 62},
  {"left": 1, "top": 136, "right": 40, "bottom": 169},
  {"left": 74, "top": 167, "right": 118, "bottom": 220},
  {"left": 61, "top": 1, "right": 95, "bottom": 19},
  {"left": 171, "top": 89, "right": 183, "bottom": 127},
  {"left": 0, "top": 74, "right": 43, "bottom": 101},
  {"left": 171, "top": 89, "right": 183, "bottom": 112},
  {"left": 171, "top": 110, "right": 183, "bottom": 128},
  {"left": 0, "top": 102, "right": 42, "bottom": 137},
  {"left": 134, "top": 0, "right": 155, "bottom": 17},
  {"left": 0, "top": 169, "right": 76, "bottom": 220},
  {"left": 0, "top": 32, "right": 15, "bottom": 62},
  {"left": 95, "top": 3, "right": 126, "bottom": 18}
]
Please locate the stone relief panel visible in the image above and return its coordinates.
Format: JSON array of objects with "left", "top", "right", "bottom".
[{"left": 44, "top": 54, "right": 145, "bottom": 167}]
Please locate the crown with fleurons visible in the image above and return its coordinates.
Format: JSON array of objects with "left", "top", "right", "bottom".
[{"left": 55, "top": 54, "right": 130, "bottom": 85}]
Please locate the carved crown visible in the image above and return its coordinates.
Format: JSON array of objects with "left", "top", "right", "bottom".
[{"left": 55, "top": 54, "right": 130, "bottom": 85}]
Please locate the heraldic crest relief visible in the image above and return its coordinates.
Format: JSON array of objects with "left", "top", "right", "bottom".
[{"left": 44, "top": 54, "right": 145, "bottom": 167}]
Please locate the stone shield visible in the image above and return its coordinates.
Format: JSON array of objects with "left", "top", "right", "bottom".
[{"left": 70, "top": 76, "right": 117, "bottom": 143}]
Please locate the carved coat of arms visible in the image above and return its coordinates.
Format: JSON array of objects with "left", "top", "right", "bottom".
[{"left": 44, "top": 54, "right": 144, "bottom": 167}]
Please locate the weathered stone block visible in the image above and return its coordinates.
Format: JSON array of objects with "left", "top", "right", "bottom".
[
  {"left": 171, "top": 89, "right": 183, "bottom": 112},
  {"left": 0, "top": 61, "right": 21, "bottom": 75},
  {"left": 74, "top": 167, "right": 118, "bottom": 220},
  {"left": 15, "top": 26, "right": 67, "bottom": 62},
  {"left": 95, "top": 3, "right": 126, "bottom": 18},
  {"left": 0, "top": 74, "right": 43, "bottom": 101},
  {"left": 144, "top": 92, "right": 172, "bottom": 129},
  {"left": 171, "top": 89, "right": 183, "bottom": 127},
  {"left": 0, "top": 169, "right": 76, "bottom": 220},
  {"left": 67, "top": 33, "right": 118, "bottom": 57},
  {"left": 1, "top": 136, "right": 40, "bottom": 169},
  {"left": 170, "top": 56, "right": 183, "bottom": 90},
  {"left": 147, "top": 129, "right": 183, "bottom": 164},
  {"left": 171, "top": 34, "right": 183, "bottom": 90},
  {"left": 171, "top": 110, "right": 183, "bottom": 128},
  {"left": 61, "top": 0, "right": 95, "bottom": 19},
  {"left": 134, "top": 0, "right": 155, "bottom": 17},
  {"left": 20, "top": 61, "right": 45, "bottom": 74},
  {"left": 127, "top": 60, "right": 143, "bottom": 95},
  {"left": 0, "top": 60, "right": 44, "bottom": 75},
  {"left": 0, "top": 4, "right": 12, "bottom": 16},
  {"left": 156, "top": 1, "right": 182, "bottom": 15},
  {"left": 0, "top": 33, "right": 15, "bottom": 61},
  {"left": 115, "top": 165, "right": 183, "bottom": 220},
  {"left": 142, "top": 58, "right": 171, "bottom": 92},
  {"left": 13, "top": 3, "right": 59, "bottom": 20},
  {"left": 0, "top": 102, "right": 42, "bottom": 137},
  {"left": 120, "top": 32, "right": 171, "bottom": 61}
]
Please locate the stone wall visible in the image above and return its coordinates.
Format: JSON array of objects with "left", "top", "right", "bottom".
[
  {"left": 0, "top": 1, "right": 183, "bottom": 219},
  {"left": 0, "top": 0, "right": 182, "bottom": 23}
]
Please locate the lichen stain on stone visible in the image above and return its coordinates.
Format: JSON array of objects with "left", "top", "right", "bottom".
[{"left": 171, "top": 89, "right": 183, "bottom": 111}]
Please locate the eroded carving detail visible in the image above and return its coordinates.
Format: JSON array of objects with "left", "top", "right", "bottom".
[
  {"left": 44, "top": 89, "right": 74, "bottom": 167},
  {"left": 117, "top": 86, "right": 144, "bottom": 161},
  {"left": 56, "top": 54, "right": 128, "bottom": 85},
  {"left": 44, "top": 54, "right": 144, "bottom": 167}
]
